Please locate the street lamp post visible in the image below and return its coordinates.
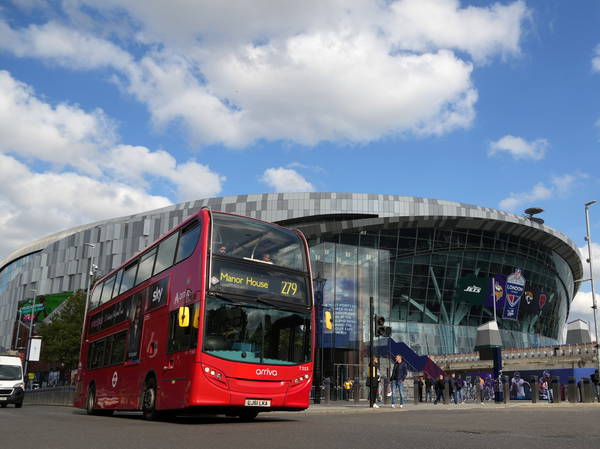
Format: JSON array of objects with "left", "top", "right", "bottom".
[
  {"left": 313, "top": 274, "right": 327, "bottom": 404},
  {"left": 23, "top": 288, "right": 37, "bottom": 386},
  {"left": 81, "top": 243, "right": 97, "bottom": 346},
  {"left": 13, "top": 308, "right": 22, "bottom": 350},
  {"left": 584, "top": 200, "right": 600, "bottom": 373}
]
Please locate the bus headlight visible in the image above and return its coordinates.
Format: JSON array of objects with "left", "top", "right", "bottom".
[{"left": 203, "top": 365, "right": 226, "bottom": 384}]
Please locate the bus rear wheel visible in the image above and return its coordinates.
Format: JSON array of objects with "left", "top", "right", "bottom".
[
  {"left": 142, "top": 378, "right": 162, "bottom": 421},
  {"left": 86, "top": 386, "right": 97, "bottom": 415},
  {"left": 86, "top": 385, "right": 113, "bottom": 416}
]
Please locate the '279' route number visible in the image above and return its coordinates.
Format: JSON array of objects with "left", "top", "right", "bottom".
[{"left": 281, "top": 281, "right": 298, "bottom": 296}]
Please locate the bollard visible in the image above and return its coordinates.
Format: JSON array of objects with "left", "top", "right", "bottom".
[
  {"left": 323, "top": 378, "right": 331, "bottom": 404},
  {"left": 413, "top": 379, "right": 419, "bottom": 405},
  {"left": 494, "top": 376, "right": 502, "bottom": 403},
  {"left": 383, "top": 379, "right": 390, "bottom": 405},
  {"left": 551, "top": 376, "right": 560, "bottom": 404},
  {"left": 443, "top": 378, "right": 449, "bottom": 404},
  {"left": 353, "top": 378, "right": 360, "bottom": 403},
  {"left": 582, "top": 377, "right": 593, "bottom": 403},
  {"left": 503, "top": 375, "right": 509, "bottom": 404},
  {"left": 530, "top": 376, "right": 538, "bottom": 403},
  {"left": 567, "top": 377, "right": 577, "bottom": 403}
]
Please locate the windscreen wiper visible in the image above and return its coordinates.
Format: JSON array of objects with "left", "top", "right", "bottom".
[
  {"left": 255, "top": 294, "right": 310, "bottom": 310},
  {"left": 208, "top": 292, "right": 248, "bottom": 306}
]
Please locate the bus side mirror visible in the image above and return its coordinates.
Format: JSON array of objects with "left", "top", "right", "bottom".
[{"left": 178, "top": 306, "right": 190, "bottom": 327}]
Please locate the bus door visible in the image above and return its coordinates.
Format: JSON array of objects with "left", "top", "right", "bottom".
[
  {"left": 158, "top": 301, "right": 199, "bottom": 410},
  {"left": 121, "top": 292, "right": 146, "bottom": 409}
]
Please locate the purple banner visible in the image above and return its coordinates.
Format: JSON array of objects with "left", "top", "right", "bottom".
[
  {"left": 502, "top": 269, "right": 526, "bottom": 321},
  {"left": 485, "top": 274, "right": 506, "bottom": 311}
]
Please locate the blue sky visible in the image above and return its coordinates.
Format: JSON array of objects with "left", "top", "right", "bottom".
[{"left": 0, "top": 0, "right": 599, "bottom": 328}]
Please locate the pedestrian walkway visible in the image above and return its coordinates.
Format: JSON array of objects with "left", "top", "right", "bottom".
[{"left": 273, "top": 400, "right": 600, "bottom": 416}]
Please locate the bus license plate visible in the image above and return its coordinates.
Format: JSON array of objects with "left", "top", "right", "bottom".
[{"left": 245, "top": 399, "right": 270, "bottom": 407}]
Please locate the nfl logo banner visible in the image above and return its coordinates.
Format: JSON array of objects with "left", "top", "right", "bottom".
[
  {"left": 502, "top": 269, "right": 526, "bottom": 321},
  {"left": 485, "top": 274, "right": 506, "bottom": 310}
]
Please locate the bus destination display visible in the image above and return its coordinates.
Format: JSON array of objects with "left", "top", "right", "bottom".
[{"left": 211, "top": 260, "right": 307, "bottom": 305}]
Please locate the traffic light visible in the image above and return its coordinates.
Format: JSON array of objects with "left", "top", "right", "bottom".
[
  {"left": 324, "top": 311, "right": 333, "bottom": 330},
  {"left": 375, "top": 315, "right": 391, "bottom": 337}
]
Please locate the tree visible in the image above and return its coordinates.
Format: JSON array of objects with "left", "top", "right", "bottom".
[{"left": 36, "top": 290, "right": 85, "bottom": 369}]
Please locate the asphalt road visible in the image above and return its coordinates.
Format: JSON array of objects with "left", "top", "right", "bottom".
[{"left": 1, "top": 404, "right": 600, "bottom": 449}]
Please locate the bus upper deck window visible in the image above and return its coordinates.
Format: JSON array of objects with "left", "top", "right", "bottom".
[{"left": 175, "top": 222, "right": 201, "bottom": 263}]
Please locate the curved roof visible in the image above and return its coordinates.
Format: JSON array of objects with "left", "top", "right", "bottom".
[{"left": 0, "top": 192, "right": 583, "bottom": 284}]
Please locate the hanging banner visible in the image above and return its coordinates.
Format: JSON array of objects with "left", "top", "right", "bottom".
[
  {"left": 502, "top": 269, "right": 526, "bottom": 321},
  {"left": 28, "top": 337, "right": 42, "bottom": 362},
  {"left": 18, "top": 292, "right": 73, "bottom": 324},
  {"left": 454, "top": 274, "right": 488, "bottom": 305},
  {"left": 539, "top": 292, "right": 548, "bottom": 310},
  {"left": 520, "top": 288, "right": 540, "bottom": 316},
  {"left": 484, "top": 274, "right": 506, "bottom": 311}
]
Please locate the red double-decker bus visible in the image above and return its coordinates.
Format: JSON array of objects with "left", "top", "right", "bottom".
[{"left": 73, "top": 209, "right": 314, "bottom": 420}]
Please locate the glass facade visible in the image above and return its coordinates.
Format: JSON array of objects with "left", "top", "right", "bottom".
[{"left": 310, "top": 225, "right": 574, "bottom": 384}]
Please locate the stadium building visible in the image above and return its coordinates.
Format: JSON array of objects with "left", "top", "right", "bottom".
[{"left": 0, "top": 193, "right": 583, "bottom": 380}]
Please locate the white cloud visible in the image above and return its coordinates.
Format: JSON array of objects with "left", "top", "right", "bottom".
[
  {"left": 498, "top": 173, "right": 588, "bottom": 212},
  {"left": 0, "top": 0, "right": 529, "bottom": 147},
  {"left": 579, "top": 242, "right": 600, "bottom": 288},
  {"left": 0, "top": 20, "right": 132, "bottom": 71},
  {"left": 0, "top": 153, "right": 172, "bottom": 258},
  {"left": 568, "top": 291, "right": 598, "bottom": 342},
  {"left": 499, "top": 183, "right": 552, "bottom": 212},
  {"left": 593, "top": 44, "right": 600, "bottom": 72},
  {"left": 105, "top": 145, "right": 225, "bottom": 201},
  {"left": 489, "top": 135, "right": 548, "bottom": 160},
  {"left": 385, "top": 0, "right": 529, "bottom": 63},
  {"left": 0, "top": 71, "right": 226, "bottom": 258},
  {"left": 567, "top": 243, "right": 600, "bottom": 338},
  {"left": 0, "top": 70, "right": 115, "bottom": 175},
  {"left": 261, "top": 168, "right": 315, "bottom": 193},
  {"left": 570, "top": 291, "right": 597, "bottom": 317}
]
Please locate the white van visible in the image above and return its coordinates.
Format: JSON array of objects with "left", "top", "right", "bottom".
[{"left": 0, "top": 355, "right": 25, "bottom": 408}]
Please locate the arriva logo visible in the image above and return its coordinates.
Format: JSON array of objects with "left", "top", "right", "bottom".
[
  {"left": 464, "top": 285, "right": 482, "bottom": 293},
  {"left": 256, "top": 368, "right": 278, "bottom": 376}
]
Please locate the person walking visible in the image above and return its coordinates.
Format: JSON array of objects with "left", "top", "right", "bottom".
[
  {"left": 424, "top": 375, "right": 433, "bottom": 402},
  {"left": 449, "top": 373, "right": 458, "bottom": 404},
  {"left": 541, "top": 371, "right": 553, "bottom": 403},
  {"left": 455, "top": 374, "right": 465, "bottom": 404},
  {"left": 433, "top": 374, "right": 445, "bottom": 404},
  {"left": 390, "top": 354, "right": 408, "bottom": 408},
  {"left": 476, "top": 375, "right": 485, "bottom": 404},
  {"left": 591, "top": 369, "right": 600, "bottom": 402},
  {"left": 368, "top": 356, "right": 381, "bottom": 408}
]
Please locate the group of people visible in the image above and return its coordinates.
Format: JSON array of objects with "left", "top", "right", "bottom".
[
  {"left": 368, "top": 356, "right": 469, "bottom": 407},
  {"left": 368, "top": 354, "right": 408, "bottom": 408},
  {"left": 365, "top": 358, "right": 600, "bottom": 407}
]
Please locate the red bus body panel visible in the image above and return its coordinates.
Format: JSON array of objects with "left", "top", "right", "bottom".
[{"left": 74, "top": 209, "right": 315, "bottom": 415}]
